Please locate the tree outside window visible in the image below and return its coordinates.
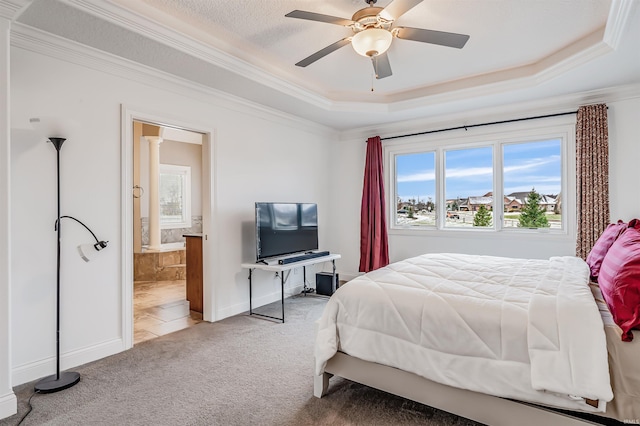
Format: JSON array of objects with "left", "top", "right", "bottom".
[
  {"left": 503, "top": 139, "right": 561, "bottom": 229},
  {"left": 518, "top": 188, "right": 550, "bottom": 228},
  {"left": 473, "top": 205, "right": 492, "bottom": 227},
  {"left": 388, "top": 124, "right": 568, "bottom": 234}
]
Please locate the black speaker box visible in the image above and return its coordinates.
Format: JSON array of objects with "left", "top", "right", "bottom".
[{"left": 316, "top": 272, "right": 339, "bottom": 296}]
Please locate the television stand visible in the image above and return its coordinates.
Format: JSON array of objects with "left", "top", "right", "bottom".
[
  {"left": 240, "top": 253, "right": 341, "bottom": 323},
  {"left": 278, "top": 251, "right": 330, "bottom": 264}
]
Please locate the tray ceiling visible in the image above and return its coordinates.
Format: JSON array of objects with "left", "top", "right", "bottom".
[{"left": 8, "top": 0, "right": 640, "bottom": 129}]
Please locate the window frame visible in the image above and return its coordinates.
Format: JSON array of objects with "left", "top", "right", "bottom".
[
  {"left": 386, "top": 117, "right": 575, "bottom": 238},
  {"left": 443, "top": 144, "right": 495, "bottom": 230},
  {"left": 393, "top": 150, "right": 437, "bottom": 228},
  {"left": 159, "top": 163, "right": 192, "bottom": 230}
]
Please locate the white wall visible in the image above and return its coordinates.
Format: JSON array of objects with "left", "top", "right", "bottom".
[
  {"left": 9, "top": 44, "right": 336, "bottom": 386},
  {"left": 330, "top": 95, "right": 640, "bottom": 279},
  {"left": 0, "top": 16, "right": 16, "bottom": 420},
  {"left": 608, "top": 97, "right": 640, "bottom": 221}
]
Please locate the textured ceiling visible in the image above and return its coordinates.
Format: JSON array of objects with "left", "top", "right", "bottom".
[
  {"left": 130, "top": 0, "right": 612, "bottom": 99},
  {"left": 11, "top": 0, "right": 640, "bottom": 129}
]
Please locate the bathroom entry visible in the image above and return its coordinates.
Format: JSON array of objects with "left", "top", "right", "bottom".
[{"left": 132, "top": 121, "right": 204, "bottom": 344}]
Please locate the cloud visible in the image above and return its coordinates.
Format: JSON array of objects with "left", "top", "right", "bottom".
[
  {"left": 504, "top": 155, "right": 560, "bottom": 174},
  {"left": 397, "top": 171, "right": 435, "bottom": 183},
  {"left": 505, "top": 176, "right": 561, "bottom": 184},
  {"left": 398, "top": 155, "right": 560, "bottom": 184},
  {"left": 446, "top": 166, "right": 493, "bottom": 179}
]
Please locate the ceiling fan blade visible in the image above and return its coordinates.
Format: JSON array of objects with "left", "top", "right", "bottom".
[
  {"left": 372, "top": 53, "right": 392, "bottom": 79},
  {"left": 395, "top": 26, "right": 470, "bottom": 48},
  {"left": 379, "top": 0, "right": 423, "bottom": 21},
  {"left": 285, "top": 10, "right": 354, "bottom": 27},
  {"left": 295, "top": 38, "right": 352, "bottom": 67}
]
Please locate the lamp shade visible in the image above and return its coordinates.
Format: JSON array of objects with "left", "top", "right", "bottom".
[
  {"left": 78, "top": 241, "right": 108, "bottom": 262},
  {"left": 29, "top": 117, "right": 79, "bottom": 140},
  {"left": 351, "top": 28, "right": 393, "bottom": 57}
]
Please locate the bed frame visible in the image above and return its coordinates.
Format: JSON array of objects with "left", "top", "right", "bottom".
[{"left": 314, "top": 352, "right": 601, "bottom": 426}]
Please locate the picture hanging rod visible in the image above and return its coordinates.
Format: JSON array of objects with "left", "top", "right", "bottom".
[{"left": 379, "top": 110, "right": 579, "bottom": 142}]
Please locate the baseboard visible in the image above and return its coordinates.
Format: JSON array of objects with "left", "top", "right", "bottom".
[
  {"left": 12, "top": 338, "right": 125, "bottom": 386},
  {"left": 217, "top": 284, "right": 306, "bottom": 320},
  {"left": 0, "top": 391, "right": 17, "bottom": 420},
  {"left": 338, "top": 272, "right": 360, "bottom": 283}
]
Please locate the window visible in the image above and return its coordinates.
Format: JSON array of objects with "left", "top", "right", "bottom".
[
  {"left": 445, "top": 146, "right": 493, "bottom": 228},
  {"left": 159, "top": 164, "right": 191, "bottom": 229},
  {"left": 503, "top": 139, "right": 562, "bottom": 229},
  {"left": 394, "top": 152, "right": 436, "bottom": 227},
  {"left": 388, "top": 120, "right": 572, "bottom": 234}
]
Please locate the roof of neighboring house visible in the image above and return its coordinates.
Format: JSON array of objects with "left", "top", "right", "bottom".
[
  {"left": 468, "top": 196, "right": 493, "bottom": 205},
  {"left": 506, "top": 192, "right": 557, "bottom": 205}
]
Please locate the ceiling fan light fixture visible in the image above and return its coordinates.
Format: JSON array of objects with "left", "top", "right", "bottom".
[{"left": 351, "top": 28, "right": 392, "bottom": 57}]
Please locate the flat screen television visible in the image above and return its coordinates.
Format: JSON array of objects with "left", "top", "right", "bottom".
[{"left": 255, "top": 202, "right": 318, "bottom": 261}]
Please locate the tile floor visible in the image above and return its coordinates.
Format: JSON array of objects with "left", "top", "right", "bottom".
[{"left": 134, "top": 279, "right": 202, "bottom": 345}]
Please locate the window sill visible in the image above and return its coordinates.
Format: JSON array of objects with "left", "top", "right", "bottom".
[
  {"left": 160, "top": 222, "right": 192, "bottom": 230},
  {"left": 388, "top": 226, "right": 572, "bottom": 241}
]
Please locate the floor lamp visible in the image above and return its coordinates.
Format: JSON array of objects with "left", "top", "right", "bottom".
[{"left": 30, "top": 118, "right": 109, "bottom": 393}]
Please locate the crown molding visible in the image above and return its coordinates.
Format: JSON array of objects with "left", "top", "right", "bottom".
[
  {"left": 373, "top": 28, "right": 612, "bottom": 111},
  {"left": 339, "top": 83, "right": 640, "bottom": 142},
  {"left": 532, "top": 29, "right": 612, "bottom": 84},
  {"left": 9, "top": 1, "right": 636, "bottom": 131},
  {"left": 604, "top": 0, "right": 635, "bottom": 48},
  {"left": 52, "top": 0, "right": 634, "bottom": 116},
  {"left": 316, "top": 23, "right": 621, "bottom": 113},
  {"left": 10, "top": 23, "right": 337, "bottom": 136},
  {"left": 62, "top": 0, "right": 333, "bottom": 111},
  {"left": 0, "top": 0, "right": 28, "bottom": 20}
]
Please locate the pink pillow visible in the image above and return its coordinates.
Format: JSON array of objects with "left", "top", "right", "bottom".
[
  {"left": 586, "top": 220, "right": 628, "bottom": 280},
  {"left": 598, "top": 223, "right": 640, "bottom": 342}
]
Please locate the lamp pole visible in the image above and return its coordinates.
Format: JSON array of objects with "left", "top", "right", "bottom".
[{"left": 34, "top": 137, "right": 81, "bottom": 393}]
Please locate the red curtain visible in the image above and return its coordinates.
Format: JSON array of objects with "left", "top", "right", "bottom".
[
  {"left": 575, "top": 104, "right": 609, "bottom": 259},
  {"left": 359, "top": 136, "right": 389, "bottom": 272}
]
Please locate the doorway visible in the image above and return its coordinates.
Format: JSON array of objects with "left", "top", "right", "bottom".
[{"left": 131, "top": 120, "right": 205, "bottom": 345}]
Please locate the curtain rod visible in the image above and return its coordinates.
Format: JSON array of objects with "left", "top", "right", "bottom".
[{"left": 379, "top": 110, "right": 578, "bottom": 141}]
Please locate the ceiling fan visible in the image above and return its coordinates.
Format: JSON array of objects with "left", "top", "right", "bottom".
[{"left": 285, "top": 0, "right": 470, "bottom": 79}]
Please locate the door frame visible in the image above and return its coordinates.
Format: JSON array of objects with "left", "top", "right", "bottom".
[{"left": 120, "top": 105, "right": 218, "bottom": 349}]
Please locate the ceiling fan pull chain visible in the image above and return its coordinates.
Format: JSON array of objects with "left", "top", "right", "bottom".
[{"left": 372, "top": 57, "right": 375, "bottom": 91}]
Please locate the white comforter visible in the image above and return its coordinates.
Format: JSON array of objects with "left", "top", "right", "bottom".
[{"left": 315, "top": 253, "right": 613, "bottom": 412}]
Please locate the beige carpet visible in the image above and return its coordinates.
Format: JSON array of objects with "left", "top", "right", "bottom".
[{"left": 2, "top": 295, "right": 482, "bottom": 426}]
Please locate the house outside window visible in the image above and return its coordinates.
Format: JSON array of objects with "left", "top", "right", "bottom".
[
  {"left": 387, "top": 119, "right": 573, "bottom": 235},
  {"left": 444, "top": 146, "right": 493, "bottom": 228},
  {"left": 503, "top": 139, "right": 562, "bottom": 228},
  {"left": 395, "top": 152, "right": 436, "bottom": 227},
  {"left": 159, "top": 164, "right": 191, "bottom": 229}
]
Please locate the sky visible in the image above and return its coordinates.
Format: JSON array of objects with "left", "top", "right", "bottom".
[{"left": 396, "top": 139, "right": 562, "bottom": 203}]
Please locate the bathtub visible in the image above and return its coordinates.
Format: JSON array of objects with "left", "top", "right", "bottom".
[
  {"left": 141, "top": 241, "right": 186, "bottom": 252},
  {"left": 135, "top": 242, "right": 186, "bottom": 281}
]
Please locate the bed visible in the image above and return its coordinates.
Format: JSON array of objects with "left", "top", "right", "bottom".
[{"left": 313, "top": 253, "right": 639, "bottom": 425}]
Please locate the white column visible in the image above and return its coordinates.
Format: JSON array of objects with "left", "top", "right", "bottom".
[
  {"left": 0, "top": 16, "right": 17, "bottom": 420},
  {"left": 146, "top": 136, "right": 163, "bottom": 250}
]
